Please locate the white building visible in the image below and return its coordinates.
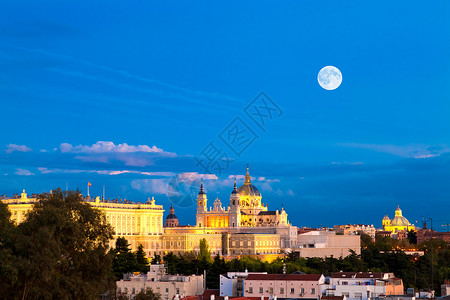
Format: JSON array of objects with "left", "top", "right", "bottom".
[
  {"left": 333, "top": 224, "right": 376, "bottom": 240},
  {"left": 293, "top": 231, "right": 360, "bottom": 258},
  {"left": 244, "top": 273, "right": 325, "bottom": 299},
  {"left": 117, "top": 264, "right": 204, "bottom": 300},
  {"left": 220, "top": 271, "right": 267, "bottom": 297},
  {"left": 324, "top": 272, "right": 404, "bottom": 300}
]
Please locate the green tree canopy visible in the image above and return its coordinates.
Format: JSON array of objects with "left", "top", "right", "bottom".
[
  {"left": 136, "top": 244, "right": 150, "bottom": 273},
  {"left": 112, "top": 237, "right": 138, "bottom": 279},
  {"left": 0, "top": 189, "right": 114, "bottom": 299}
]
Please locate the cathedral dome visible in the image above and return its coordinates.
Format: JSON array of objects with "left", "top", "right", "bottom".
[
  {"left": 237, "top": 166, "right": 261, "bottom": 197},
  {"left": 165, "top": 202, "right": 179, "bottom": 227},
  {"left": 390, "top": 216, "right": 411, "bottom": 226},
  {"left": 237, "top": 184, "right": 261, "bottom": 197},
  {"left": 166, "top": 213, "right": 178, "bottom": 220},
  {"left": 390, "top": 205, "right": 411, "bottom": 226}
]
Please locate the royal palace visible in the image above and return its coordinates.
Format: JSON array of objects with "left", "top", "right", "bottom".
[{"left": 2, "top": 167, "right": 297, "bottom": 258}]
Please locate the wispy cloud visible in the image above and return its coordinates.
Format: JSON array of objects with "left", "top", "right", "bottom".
[
  {"left": 5, "top": 144, "right": 32, "bottom": 154},
  {"left": 38, "top": 167, "right": 175, "bottom": 177},
  {"left": 0, "top": 44, "right": 244, "bottom": 115},
  {"left": 15, "top": 168, "right": 34, "bottom": 176},
  {"left": 338, "top": 143, "right": 449, "bottom": 158}
]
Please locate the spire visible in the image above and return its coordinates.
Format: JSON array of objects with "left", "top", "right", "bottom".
[
  {"left": 199, "top": 181, "right": 205, "bottom": 195},
  {"left": 170, "top": 200, "right": 175, "bottom": 214},
  {"left": 232, "top": 177, "right": 238, "bottom": 194},
  {"left": 245, "top": 164, "right": 251, "bottom": 185}
]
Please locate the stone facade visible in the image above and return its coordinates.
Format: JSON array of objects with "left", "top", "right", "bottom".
[
  {"left": 117, "top": 264, "right": 204, "bottom": 300},
  {"left": 244, "top": 273, "right": 325, "bottom": 299}
]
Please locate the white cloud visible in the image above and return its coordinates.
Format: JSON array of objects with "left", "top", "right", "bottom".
[
  {"left": 60, "top": 141, "right": 175, "bottom": 156},
  {"left": 15, "top": 168, "right": 34, "bottom": 176},
  {"left": 5, "top": 144, "right": 32, "bottom": 154}
]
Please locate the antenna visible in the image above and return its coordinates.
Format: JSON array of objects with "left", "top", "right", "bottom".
[{"left": 103, "top": 185, "right": 105, "bottom": 200}]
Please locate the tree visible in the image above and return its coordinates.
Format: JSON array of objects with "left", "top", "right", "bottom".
[
  {"left": 198, "top": 238, "right": 212, "bottom": 262},
  {"left": 407, "top": 230, "right": 417, "bottom": 245},
  {"left": 151, "top": 254, "right": 162, "bottom": 264},
  {"left": 0, "top": 189, "right": 114, "bottom": 299},
  {"left": 136, "top": 244, "right": 150, "bottom": 273},
  {"left": 113, "top": 237, "right": 138, "bottom": 279},
  {"left": 360, "top": 233, "right": 373, "bottom": 248},
  {"left": 208, "top": 254, "right": 228, "bottom": 288},
  {"left": 135, "top": 288, "right": 162, "bottom": 300},
  {"left": 163, "top": 252, "right": 181, "bottom": 274}
]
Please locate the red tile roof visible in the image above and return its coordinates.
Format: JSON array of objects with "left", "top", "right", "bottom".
[
  {"left": 245, "top": 274, "right": 323, "bottom": 281},
  {"left": 321, "top": 296, "right": 345, "bottom": 300}
]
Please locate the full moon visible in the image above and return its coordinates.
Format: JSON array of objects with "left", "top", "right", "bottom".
[{"left": 318, "top": 66, "right": 342, "bottom": 90}]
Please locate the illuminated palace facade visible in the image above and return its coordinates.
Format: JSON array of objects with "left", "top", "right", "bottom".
[
  {"left": 3, "top": 190, "right": 165, "bottom": 252},
  {"left": 2, "top": 168, "right": 297, "bottom": 258}
]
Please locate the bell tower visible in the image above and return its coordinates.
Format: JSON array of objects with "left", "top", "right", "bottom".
[
  {"left": 196, "top": 182, "right": 208, "bottom": 227},
  {"left": 197, "top": 182, "right": 207, "bottom": 212},
  {"left": 229, "top": 179, "right": 241, "bottom": 228}
]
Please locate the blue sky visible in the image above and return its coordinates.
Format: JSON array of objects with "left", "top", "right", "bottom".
[{"left": 1, "top": 1, "right": 449, "bottom": 229}]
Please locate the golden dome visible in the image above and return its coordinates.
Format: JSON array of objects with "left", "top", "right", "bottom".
[
  {"left": 237, "top": 166, "right": 261, "bottom": 197},
  {"left": 390, "top": 206, "right": 412, "bottom": 226}
]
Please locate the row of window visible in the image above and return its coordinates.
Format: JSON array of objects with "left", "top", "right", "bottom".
[
  {"left": 231, "top": 240, "right": 279, "bottom": 247},
  {"left": 248, "top": 287, "right": 315, "bottom": 295},
  {"left": 118, "top": 287, "right": 180, "bottom": 295}
]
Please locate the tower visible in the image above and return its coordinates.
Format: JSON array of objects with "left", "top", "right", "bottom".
[
  {"left": 197, "top": 182, "right": 207, "bottom": 212},
  {"left": 382, "top": 215, "right": 391, "bottom": 228},
  {"left": 196, "top": 182, "right": 208, "bottom": 227},
  {"left": 229, "top": 179, "right": 241, "bottom": 228}
]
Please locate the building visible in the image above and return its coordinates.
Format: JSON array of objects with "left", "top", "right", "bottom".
[
  {"left": 243, "top": 273, "right": 325, "bottom": 299},
  {"left": 165, "top": 202, "right": 180, "bottom": 227},
  {"left": 324, "top": 272, "right": 404, "bottom": 300},
  {"left": 293, "top": 231, "right": 360, "bottom": 258},
  {"left": 416, "top": 223, "right": 450, "bottom": 244},
  {"left": 164, "top": 167, "right": 298, "bottom": 256},
  {"left": 382, "top": 206, "right": 415, "bottom": 234},
  {"left": 442, "top": 280, "right": 450, "bottom": 296},
  {"left": 116, "top": 264, "right": 204, "bottom": 300},
  {"left": 196, "top": 168, "right": 289, "bottom": 229},
  {"left": 334, "top": 224, "right": 376, "bottom": 240},
  {"left": 220, "top": 271, "right": 267, "bottom": 297},
  {"left": 2, "top": 190, "right": 165, "bottom": 255},
  {"left": 2, "top": 167, "right": 298, "bottom": 258}
]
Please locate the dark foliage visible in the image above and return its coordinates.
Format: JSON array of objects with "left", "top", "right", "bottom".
[{"left": 0, "top": 189, "right": 114, "bottom": 299}]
